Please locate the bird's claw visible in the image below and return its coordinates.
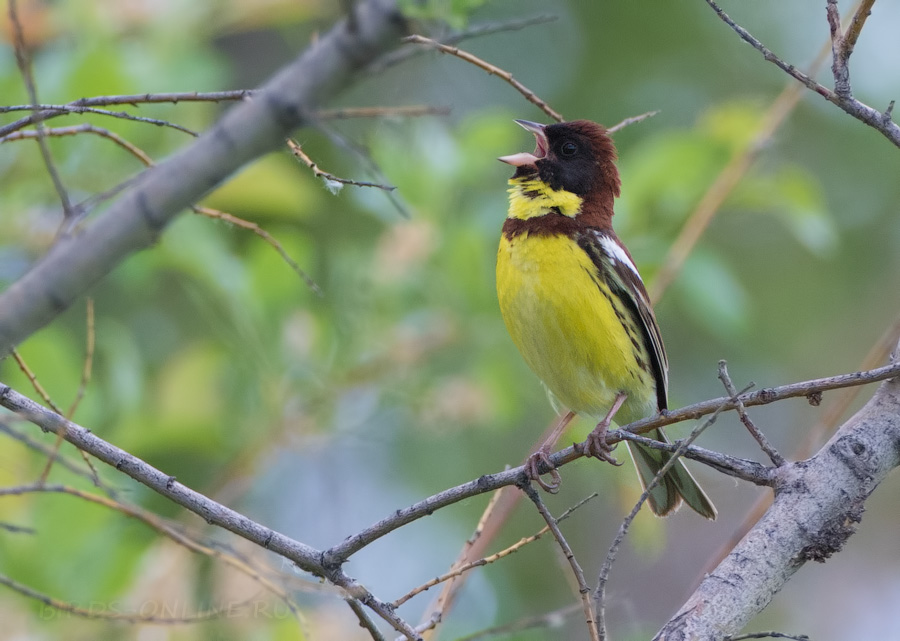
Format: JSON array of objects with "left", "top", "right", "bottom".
[
  {"left": 583, "top": 429, "right": 622, "bottom": 467},
  {"left": 525, "top": 451, "right": 562, "bottom": 493}
]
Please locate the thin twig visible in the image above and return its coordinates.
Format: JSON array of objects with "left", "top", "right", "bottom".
[
  {"left": 614, "top": 431, "right": 772, "bottom": 486},
  {"left": 703, "top": 0, "right": 900, "bottom": 147},
  {"left": 718, "top": 360, "right": 785, "bottom": 466},
  {"left": 827, "top": 0, "right": 877, "bottom": 98},
  {"left": 66, "top": 297, "right": 95, "bottom": 419},
  {"left": 826, "top": 0, "right": 849, "bottom": 97},
  {"left": 522, "top": 483, "right": 600, "bottom": 641},
  {"left": 703, "top": 0, "right": 835, "bottom": 101},
  {"left": 38, "top": 298, "right": 100, "bottom": 486},
  {"left": 316, "top": 105, "right": 450, "bottom": 120},
  {"left": 594, "top": 383, "right": 753, "bottom": 639},
  {"left": 193, "top": 206, "right": 322, "bottom": 295},
  {"left": 315, "top": 123, "right": 412, "bottom": 218},
  {"left": 395, "top": 613, "right": 441, "bottom": 641},
  {"left": 454, "top": 603, "right": 581, "bottom": 641},
  {"left": 842, "top": 0, "right": 877, "bottom": 60},
  {"left": 7, "top": 0, "right": 73, "bottom": 218},
  {"left": 286, "top": 137, "right": 396, "bottom": 191},
  {"left": 607, "top": 110, "right": 659, "bottom": 134},
  {"left": 0, "top": 483, "right": 308, "bottom": 623},
  {"left": 0, "top": 572, "right": 225, "bottom": 624},
  {"left": 419, "top": 419, "right": 583, "bottom": 638},
  {"left": 367, "top": 14, "right": 558, "bottom": 75},
  {"left": 0, "top": 105, "right": 198, "bottom": 139},
  {"left": 10, "top": 351, "right": 64, "bottom": 414},
  {"left": 0, "top": 103, "right": 446, "bottom": 138},
  {"left": 0, "top": 123, "right": 154, "bottom": 164},
  {"left": 726, "top": 632, "right": 810, "bottom": 641},
  {"left": 347, "top": 599, "right": 387, "bottom": 641},
  {"left": 0, "top": 91, "right": 255, "bottom": 111},
  {"left": 402, "top": 34, "right": 563, "bottom": 122},
  {"left": 394, "top": 493, "right": 598, "bottom": 608},
  {"left": 0, "top": 421, "right": 114, "bottom": 491},
  {"left": 420, "top": 486, "right": 514, "bottom": 638}
]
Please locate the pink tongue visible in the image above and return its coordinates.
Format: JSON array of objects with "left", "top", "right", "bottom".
[{"left": 498, "top": 151, "right": 540, "bottom": 166}]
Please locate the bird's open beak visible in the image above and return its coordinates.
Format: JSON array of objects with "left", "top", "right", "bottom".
[{"left": 498, "top": 120, "right": 548, "bottom": 166}]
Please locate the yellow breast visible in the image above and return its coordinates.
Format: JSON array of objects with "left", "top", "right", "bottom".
[{"left": 496, "top": 231, "right": 656, "bottom": 423}]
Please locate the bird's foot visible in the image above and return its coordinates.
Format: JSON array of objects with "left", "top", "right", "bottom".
[
  {"left": 525, "top": 449, "right": 562, "bottom": 493},
  {"left": 583, "top": 421, "right": 622, "bottom": 467}
]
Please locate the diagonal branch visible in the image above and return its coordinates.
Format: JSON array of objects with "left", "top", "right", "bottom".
[
  {"left": 703, "top": 0, "right": 900, "bottom": 147},
  {"left": 655, "top": 353, "right": 900, "bottom": 639},
  {"left": 402, "top": 34, "right": 563, "bottom": 122},
  {"left": 324, "top": 360, "right": 899, "bottom": 562},
  {"left": 7, "top": 0, "right": 73, "bottom": 218},
  {"left": 0, "top": 382, "right": 422, "bottom": 638},
  {"left": 0, "top": 0, "right": 408, "bottom": 360},
  {"left": 522, "top": 483, "right": 600, "bottom": 641}
]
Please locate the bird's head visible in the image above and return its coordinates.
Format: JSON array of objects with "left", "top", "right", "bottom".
[{"left": 499, "top": 119, "right": 621, "bottom": 201}]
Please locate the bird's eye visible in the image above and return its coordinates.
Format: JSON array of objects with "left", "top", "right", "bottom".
[{"left": 560, "top": 141, "right": 578, "bottom": 157}]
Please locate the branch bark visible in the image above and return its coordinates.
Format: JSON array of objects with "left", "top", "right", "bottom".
[
  {"left": 655, "top": 357, "right": 900, "bottom": 640},
  {"left": 0, "top": 0, "right": 406, "bottom": 360}
]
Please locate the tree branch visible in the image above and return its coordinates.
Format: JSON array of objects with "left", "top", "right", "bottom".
[
  {"left": 655, "top": 357, "right": 900, "bottom": 639},
  {"left": 0, "top": 0, "right": 407, "bottom": 360},
  {"left": 703, "top": 0, "right": 900, "bottom": 148}
]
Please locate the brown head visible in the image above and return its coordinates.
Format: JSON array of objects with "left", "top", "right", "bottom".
[{"left": 499, "top": 119, "right": 621, "bottom": 227}]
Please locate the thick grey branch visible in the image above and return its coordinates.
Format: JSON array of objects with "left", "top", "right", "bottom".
[
  {"left": 655, "top": 372, "right": 900, "bottom": 640},
  {"left": 0, "top": 0, "right": 406, "bottom": 359}
]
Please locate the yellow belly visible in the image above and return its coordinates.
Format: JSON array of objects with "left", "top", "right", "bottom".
[{"left": 496, "top": 232, "right": 657, "bottom": 424}]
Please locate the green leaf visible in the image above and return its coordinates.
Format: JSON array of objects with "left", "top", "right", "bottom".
[{"left": 675, "top": 249, "right": 751, "bottom": 340}]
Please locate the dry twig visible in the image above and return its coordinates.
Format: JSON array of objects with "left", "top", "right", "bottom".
[
  {"left": 703, "top": 0, "right": 899, "bottom": 147},
  {"left": 0, "top": 572, "right": 224, "bottom": 624},
  {"left": 287, "top": 137, "right": 396, "bottom": 191},
  {"left": 595, "top": 383, "right": 751, "bottom": 639},
  {"left": 37, "top": 298, "right": 99, "bottom": 485},
  {"left": 368, "top": 14, "right": 558, "bottom": 75},
  {"left": 193, "top": 206, "right": 321, "bottom": 295},
  {"left": 522, "top": 483, "right": 600, "bottom": 641},
  {"left": 395, "top": 493, "right": 597, "bottom": 608},
  {"left": 607, "top": 110, "right": 660, "bottom": 134},
  {"left": 0, "top": 124, "right": 154, "bottom": 164},
  {"left": 0, "top": 483, "right": 308, "bottom": 624},
  {"left": 718, "top": 360, "right": 784, "bottom": 466},
  {"left": 402, "top": 34, "right": 563, "bottom": 122},
  {"left": 7, "top": 0, "right": 73, "bottom": 218}
]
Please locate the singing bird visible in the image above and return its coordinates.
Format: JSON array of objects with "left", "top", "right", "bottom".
[{"left": 496, "top": 119, "right": 716, "bottom": 519}]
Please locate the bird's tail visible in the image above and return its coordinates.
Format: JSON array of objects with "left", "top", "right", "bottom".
[{"left": 625, "top": 428, "right": 717, "bottom": 519}]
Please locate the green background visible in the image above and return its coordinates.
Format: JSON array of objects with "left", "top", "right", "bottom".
[{"left": 2, "top": 1, "right": 899, "bottom": 639}]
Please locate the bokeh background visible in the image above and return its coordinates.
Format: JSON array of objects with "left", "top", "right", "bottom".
[{"left": 2, "top": 1, "right": 900, "bottom": 639}]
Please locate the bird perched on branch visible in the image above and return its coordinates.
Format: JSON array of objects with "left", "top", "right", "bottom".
[{"left": 496, "top": 119, "right": 716, "bottom": 519}]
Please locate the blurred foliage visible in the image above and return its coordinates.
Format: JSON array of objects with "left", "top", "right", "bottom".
[{"left": 2, "top": 0, "right": 900, "bottom": 640}]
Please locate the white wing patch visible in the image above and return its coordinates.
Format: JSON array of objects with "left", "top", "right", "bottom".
[{"left": 596, "top": 232, "right": 641, "bottom": 280}]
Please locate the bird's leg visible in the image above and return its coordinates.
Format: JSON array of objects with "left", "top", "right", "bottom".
[
  {"left": 583, "top": 393, "right": 627, "bottom": 466},
  {"left": 525, "top": 410, "right": 576, "bottom": 493}
]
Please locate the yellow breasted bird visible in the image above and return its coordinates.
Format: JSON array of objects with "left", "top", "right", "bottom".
[{"left": 496, "top": 119, "right": 716, "bottom": 519}]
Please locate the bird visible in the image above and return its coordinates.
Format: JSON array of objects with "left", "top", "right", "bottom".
[{"left": 495, "top": 118, "right": 716, "bottom": 519}]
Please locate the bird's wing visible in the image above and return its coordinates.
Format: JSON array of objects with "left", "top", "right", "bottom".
[{"left": 577, "top": 230, "right": 669, "bottom": 410}]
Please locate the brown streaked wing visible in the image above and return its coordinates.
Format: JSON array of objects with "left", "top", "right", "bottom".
[{"left": 576, "top": 230, "right": 669, "bottom": 411}]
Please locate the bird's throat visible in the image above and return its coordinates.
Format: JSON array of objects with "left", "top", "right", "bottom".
[{"left": 506, "top": 178, "right": 583, "bottom": 221}]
